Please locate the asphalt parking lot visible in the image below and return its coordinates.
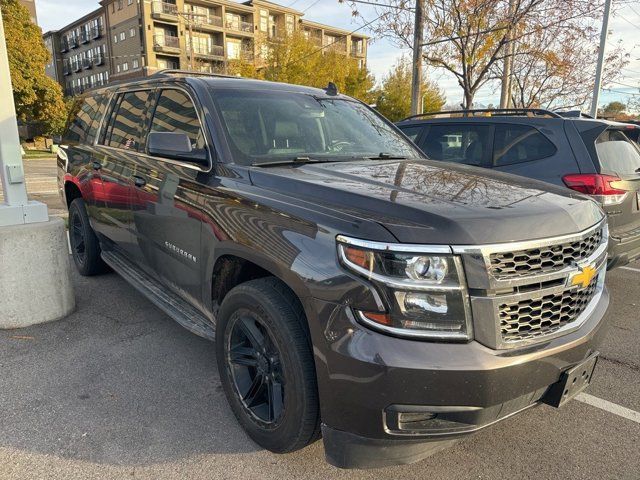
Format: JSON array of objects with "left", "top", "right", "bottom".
[{"left": 0, "top": 158, "right": 639, "bottom": 479}]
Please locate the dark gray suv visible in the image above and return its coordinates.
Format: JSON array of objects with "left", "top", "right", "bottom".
[
  {"left": 397, "top": 109, "right": 640, "bottom": 269},
  {"left": 59, "top": 74, "right": 609, "bottom": 468}
]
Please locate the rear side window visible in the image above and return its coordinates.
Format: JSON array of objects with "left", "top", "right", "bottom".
[
  {"left": 419, "top": 124, "right": 491, "bottom": 166},
  {"left": 149, "top": 89, "right": 204, "bottom": 148},
  {"left": 595, "top": 129, "right": 640, "bottom": 175},
  {"left": 104, "top": 90, "right": 151, "bottom": 150},
  {"left": 64, "top": 94, "right": 107, "bottom": 144},
  {"left": 493, "top": 124, "right": 556, "bottom": 166}
]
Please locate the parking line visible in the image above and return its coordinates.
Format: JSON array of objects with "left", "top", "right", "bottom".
[
  {"left": 620, "top": 266, "right": 640, "bottom": 273},
  {"left": 575, "top": 393, "right": 640, "bottom": 424}
]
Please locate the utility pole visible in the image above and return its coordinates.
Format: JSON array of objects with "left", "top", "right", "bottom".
[
  {"left": 410, "top": 0, "right": 425, "bottom": 116},
  {"left": 590, "top": 0, "right": 612, "bottom": 118},
  {"left": 499, "top": 0, "right": 516, "bottom": 109},
  {"left": 178, "top": 10, "right": 206, "bottom": 72}
]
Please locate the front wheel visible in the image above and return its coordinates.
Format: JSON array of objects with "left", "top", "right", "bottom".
[{"left": 216, "top": 277, "right": 319, "bottom": 453}]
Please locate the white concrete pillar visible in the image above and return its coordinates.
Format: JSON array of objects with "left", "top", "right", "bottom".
[{"left": 0, "top": 8, "right": 74, "bottom": 328}]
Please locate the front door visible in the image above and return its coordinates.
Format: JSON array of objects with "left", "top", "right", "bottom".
[{"left": 129, "top": 88, "right": 208, "bottom": 307}]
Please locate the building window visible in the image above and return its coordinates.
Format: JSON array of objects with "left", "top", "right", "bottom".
[
  {"left": 132, "top": 58, "right": 139, "bottom": 68},
  {"left": 285, "top": 14, "right": 294, "bottom": 34},
  {"left": 122, "top": 62, "right": 129, "bottom": 71},
  {"left": 226, "top": 38, "right": 241, "bottom": 60},
  {"left": 114, "top": 35, "right": 118, "bottom": 44},
  {"left": 128, "top": 0, "right": 133, "bottom": 4},
  {"left": 129, "top": 27, "right": 136, "bottom": 37},
  {"left": 120, "top": 32, "right": 126, "bottom": 41},
  {"left": 116, "top": 64, "right": 121, "bottom": 73},
  {"left": 118, "top": 0, "right": 123, "bottom": 10},
  {"left": 259, "top": 10, "right": 268, "bottom": 32}
]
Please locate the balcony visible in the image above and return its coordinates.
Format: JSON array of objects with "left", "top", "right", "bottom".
[
  {"left": 195, "top": 15, "right": 223, "bottom": 31},
  {"left": 63, "top": 63, "right": 71, "bottom": 76},
  {"left": 80, "top": 31, "right": 90, "bottom": 44},
  {"left": 152, "top": 1, "right": 178, "bottom": 22},
  {"left": 93, "top": 55, "right": 105, "bottom": 66},
  {"left": 61, "top": 39, "right": 69, "bottom": 53},
  {"left": 82, "top": 57, "right": 92, "bottom": 69},
  {"left": 71, "top": 60, "right": 81, "bottom": 72},
  {"left": 153, "top": 34, "right": 181, "bottom": 54},
  {"left": 326, "top": 40, "right": 347, "bottom": 53},
  {"left": 92, "top": 26, "right": 103, "bottom": 39},
  {"left": 187, "top": 43, "right": 224, "bottom": 61},
  {"left": 68, "top": 37, "right": 79, "bottom": 49},
  {"left": 351, "top": 44, "right": 365, "bottom": 57},
  {"left": 226, "top": 20, "right": 253, "bottom": 34}
]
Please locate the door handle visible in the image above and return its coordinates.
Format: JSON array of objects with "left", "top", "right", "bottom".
[
  {"left": 92, "top": 161, "right": 102, "bottom": 171},
  {"left": 132, "top": 175, "right": 146, "bottom": 188}
]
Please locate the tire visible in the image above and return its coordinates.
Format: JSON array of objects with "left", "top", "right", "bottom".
[
  {"left": 216, "top": 277, "right": 320, "bottom": 453},
  {"left": 68, "top": 198, "right": 109, "bottom": 276}
]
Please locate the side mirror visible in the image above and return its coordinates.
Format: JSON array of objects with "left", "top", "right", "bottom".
[{"left": 147, "top": 131, "right": 209, "bottom": 166}]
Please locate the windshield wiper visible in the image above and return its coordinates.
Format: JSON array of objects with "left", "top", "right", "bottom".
[
  {"left": 252, "top": 156, "right": 332, "bottom": 167},
  {"left": 367, "top": 152, "right": 408, "bottom": 160}
]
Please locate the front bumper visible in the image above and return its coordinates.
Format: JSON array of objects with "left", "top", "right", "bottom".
[{"left": 307, "top": 287, "right": 610, "bottom": 469}]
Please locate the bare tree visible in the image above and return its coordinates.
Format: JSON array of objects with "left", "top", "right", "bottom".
[{"left": 349, "top": 0, "right": 630, "bottom": 109}]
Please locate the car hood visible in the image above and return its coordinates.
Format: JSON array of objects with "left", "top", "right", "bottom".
[{"left": 248, "top": 159, "right": 604, "bottom": 245}]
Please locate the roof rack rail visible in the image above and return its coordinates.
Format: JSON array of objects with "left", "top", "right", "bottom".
[
  {"left": 555, "top": 110, "right": 594, "bottom": 119},
  {"left": 400, "top": 108, "right": 562, "bottom": 122},
  {"left": 150, "top": 69, "right": 240, "bottom": 80}
]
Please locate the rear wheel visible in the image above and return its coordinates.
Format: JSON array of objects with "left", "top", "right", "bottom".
[
  {"left": 68, "top": 198, "right": 108, "bottom": 276},
  {"left": 216, "top": 277, "right": 319, "bottom": 453}
]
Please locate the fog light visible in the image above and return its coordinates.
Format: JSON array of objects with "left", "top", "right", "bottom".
[{"left": 398, "top": 412, "right": 437, "bottom": 423}]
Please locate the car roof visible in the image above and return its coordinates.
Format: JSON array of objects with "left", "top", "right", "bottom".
[{"left": 86, "top": 70, "right": 351, "bottom": 100}]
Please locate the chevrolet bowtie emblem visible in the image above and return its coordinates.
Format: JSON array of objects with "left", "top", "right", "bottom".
[{"left": 571, "top": 265, "right": 597, "bottom": 289}]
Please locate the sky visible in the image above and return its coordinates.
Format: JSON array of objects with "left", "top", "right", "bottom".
[{"left": 36, "top": 0, "right": 640, "bottom": 111}]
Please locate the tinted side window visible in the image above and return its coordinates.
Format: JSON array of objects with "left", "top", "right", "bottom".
[
  {"left": 64, "top": 95, "right": 107, "bottom": 144},
  {"left": 595, "top": 129, "right": 640, "bottom": 175},
  {"left": 419, "top": 124, "right": 491, "bottom": 166},
  {"left": 398, "top": 125, "right": 423, "bottom": 142},
  {"left": 105, "top": 90, "right": 150, "bottom": 150},
  {"left": 150, "top": 89, "right": 204, "bottom": 148},
  {"left": 493, "top": 124, "right": 556, "bottom": 167}
]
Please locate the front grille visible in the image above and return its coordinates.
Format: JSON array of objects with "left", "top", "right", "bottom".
[
  {"left": 498, "top": 280, "right": 598, "bottom": 343},
  {"left": 489, "top": 228, "right": 603, "bottom": 278}
]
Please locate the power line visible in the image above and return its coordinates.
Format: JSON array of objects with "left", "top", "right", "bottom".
[
  {"left": 302, "top": 0, "right": 322, "bottom": 13},
  {"left": 610, "top": 79, "right": 640, "bottom": 89},
  {"left": 603, "top": 88, "right": 640, "bottom": 96},
  {"left": 340, "top": 0, "right": 414, "bottom": 11}
]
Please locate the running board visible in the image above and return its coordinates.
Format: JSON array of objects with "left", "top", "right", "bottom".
[{"left": 101, "top": 250, "right": 216, "bottom": 341}]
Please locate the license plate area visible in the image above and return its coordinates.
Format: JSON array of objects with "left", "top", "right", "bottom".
[{"left": 543, "top": 353, "right": 598, "bottom": 408}]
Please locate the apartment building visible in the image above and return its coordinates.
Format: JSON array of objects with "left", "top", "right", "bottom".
[
  {"left": 18, "top": 0, "right": 38, "bottom": 24},
  {"left": 43, "top": 9, "right": 110, "bottom": 96},
  {"left": 44, "top": 0, "right": 368, "bottom": 94}
]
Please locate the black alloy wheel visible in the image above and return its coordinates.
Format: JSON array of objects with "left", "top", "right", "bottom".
[{"left": 227, "top": 312, "right": 285, "bottom": 426}]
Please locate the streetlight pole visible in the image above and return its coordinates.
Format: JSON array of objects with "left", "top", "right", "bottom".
[
  {"left": 590, "top": 0, "right": 612, "bottom": 118},
  {"left": 0, "top": 7, "right": 47, "bottom": 226},
  {"left": 410, "top": 0, "right": 425, "bottom": 116}
]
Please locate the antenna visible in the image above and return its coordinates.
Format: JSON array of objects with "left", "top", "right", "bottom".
[{"left": 325, "top": 82, "right": 338, "bottom": 96}]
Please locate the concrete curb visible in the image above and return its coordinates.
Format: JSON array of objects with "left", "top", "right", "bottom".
[{"left": 0, "top": 217, "right": 75, "bottom": 329}]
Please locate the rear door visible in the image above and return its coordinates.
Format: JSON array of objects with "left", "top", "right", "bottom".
[
  {"left": 593, "top": 128, "right": 640, "bottom": 238},
  {"left": 489, "top": 120, "right": 575, "bottom": 186},
  {"left": 92, "top": 89, "right": 154, "bottom": 255},
  {"left": 129, "top": 87, "right": 208, "bottom": 305}
]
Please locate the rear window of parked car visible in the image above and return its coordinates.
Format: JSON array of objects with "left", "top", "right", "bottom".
[
  {"left": 595, "top": 129, "right": 640, "bottom": 175},
  {"left": 492, "top": 124, "right": 556, "bottom": 166}
]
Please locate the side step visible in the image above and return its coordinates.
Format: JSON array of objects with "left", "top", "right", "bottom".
[{"left": 101, "top": 250, "right": 216, "bottom": 341}]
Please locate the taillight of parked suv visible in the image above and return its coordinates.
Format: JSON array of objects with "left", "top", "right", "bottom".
[{"left": 562, "top": 173, "right": 630, "bottom": 205}]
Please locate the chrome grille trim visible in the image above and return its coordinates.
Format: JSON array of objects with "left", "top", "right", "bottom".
[
  {"left": 452, "top": 221, "right": 607, "bottom": 291},
  {"left": 464, "top": 221, "right": 609, "bottom": 350}
]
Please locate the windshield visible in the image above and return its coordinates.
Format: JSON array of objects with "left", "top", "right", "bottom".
[{"left": 211, "top": 89, "right": 423, "bottom": 165}]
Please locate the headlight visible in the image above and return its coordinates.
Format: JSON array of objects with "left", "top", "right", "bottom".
[{"left": 337, "top": 235, "right": 472, "bottom": 341}]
